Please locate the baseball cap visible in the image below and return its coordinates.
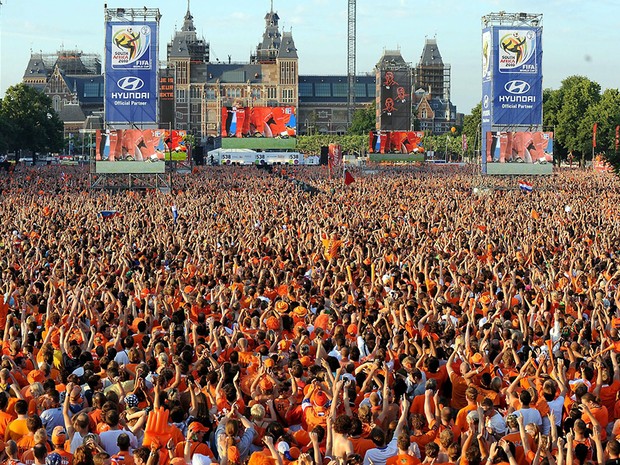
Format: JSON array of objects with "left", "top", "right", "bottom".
[
  {"left": 313, "top": 390, "right": 329, "bottom": 407},
  {"left": 192, "top": 455, "right": 212, "bottom": 465},
  {"left": 52, "top": 426, "right": 67, "bottom": 445},
  {"left": 188, "top": 421, "right": 209, "bottom": 433}
]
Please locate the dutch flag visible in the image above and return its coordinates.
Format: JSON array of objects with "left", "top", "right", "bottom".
[
  {"left": 100, "top": 210, "right": 120, "bottom": 219},
  {"left": 518, "top": 180, "right": 533, "bottom": 193}
]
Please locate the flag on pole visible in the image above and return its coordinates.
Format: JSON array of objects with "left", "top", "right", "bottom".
[
  {"left": 171, "top": 205, "right": 178, "bottom": 224},
  {"left": 344, "top": 169, "right": 355, "bottom": 186},
  {"left": 615, "top": 125, "right": 619, "bottom": 151},
  {"left": 593, "top": 123, "right": 598, "bottom": 148},
  {"left": 518, "top": 180, "right": 533, "bottom": 193},
  {"left": 99, "top": 210, "right": 120, "bottom": 219},
  {"left": 462, "top": 134, "right": 468, "bottom": 152}
]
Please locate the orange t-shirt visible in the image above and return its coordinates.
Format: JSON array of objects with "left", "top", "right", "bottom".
[{"left": 386, "top": 454, "right": 421, "bottom": 465}]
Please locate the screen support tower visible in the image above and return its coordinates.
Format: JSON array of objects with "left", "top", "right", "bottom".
[{"left": 347, "top": 0, "right": 356, "bottom": 126}]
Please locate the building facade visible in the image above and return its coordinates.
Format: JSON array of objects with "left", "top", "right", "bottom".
[
  {"left": 165, "top": 4, "right": 298, "bottom": 142},
  {"left": 297, "top": 75, "right": 375, "bottom": 135},
  {"left": 22, "top": 50, "right": 104, "bottom": 128}
]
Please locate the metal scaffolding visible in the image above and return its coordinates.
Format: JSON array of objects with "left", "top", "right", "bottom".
[{"left": 347, "top": 0, "right": 356, "bottom": 126}]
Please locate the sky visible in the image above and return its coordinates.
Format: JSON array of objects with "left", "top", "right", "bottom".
[{"left": 1, "top": 0, "right": 619, "bottom": 114}]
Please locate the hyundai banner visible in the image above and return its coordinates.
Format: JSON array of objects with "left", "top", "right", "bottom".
[
  {"left": 492, "top": 27, "right": 542, "bottom": 126},
  {"left": 105, "top": 21, "right": 158, "bottom": 124}
]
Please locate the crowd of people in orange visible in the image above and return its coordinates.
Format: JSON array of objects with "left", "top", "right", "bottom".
[{"left": 0, "top": 164, "right": 618, "bottom": 465}]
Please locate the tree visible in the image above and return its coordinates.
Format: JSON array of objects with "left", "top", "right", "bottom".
[
  {"left": 0, "top": 100, "right": 14, "bottom": 155},
  {"left": 550, "top": 76, "right": 601, "bottom": 163},
  {"left": 461, "top": 103, "right": 481, "bottom": 158},
  {"left": 347, "top": 105, "right": 376, "bottom": 135},
  {"left": 0, "top": 84, "right": 64, "bottom": 156}
]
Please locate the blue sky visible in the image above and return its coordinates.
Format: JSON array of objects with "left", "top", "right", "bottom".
[{"left": 1, "top": 0, "right": 618, "bottom": 114}]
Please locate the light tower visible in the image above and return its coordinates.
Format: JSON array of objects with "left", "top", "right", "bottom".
[{"left": 347, "top": 0, "right": 356, "bottom": 126}]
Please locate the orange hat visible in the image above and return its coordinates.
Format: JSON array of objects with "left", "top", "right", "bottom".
[
  {"left": 188, "top": 421, "right": 209, "bottom": 433},
  {"left": 312, "top": 390, "right": 329, "bottom": 407},
  {"left": 52, "top": 426, "right": 67, "bottom": 445},
  {"left": 259, "top": 377, "right": 274, "bottom": 391},
  {"left": 472, "top": 353, "right": 483, "bottom": 365},
  {"left": 275, "top": 301, "right": 289, "bottom": 313},
  {"left": 512, "top": 319, "right": 520, "bottom": 328},
  {"left": 130, "top": 318, "right": 145, "bottom": 333},
  {"left": 266, "top": 316, "right": 280, "bottom": 330},
  {"left": 140, "top": 288, "right": 150, "bottom": 299},
  {"left": 228, "top": 446, "right": 241, "bottom": 463},
  {"left": 248, "top": 452, "right": 275, "bottom": 465},
  {"left": 479, "top": 294, "right": 491, "bottom": 305},
  {"left": 347, "top": 324, "right": 358, "bottom": 336},
  {"left": 277, "top": 340, "right": 288, "bottom": 351},
  {"left": 299, "top": 356, "right": 312, "bottom": 367},
  {"left": 184, "top": 285, "right": 195, "bottom": 294},
  {"left": 264, "top": 358, "right": 275, "bottom": 368},
  {"left": 293, "top": 306, "right": 308, "bottom": 318}
]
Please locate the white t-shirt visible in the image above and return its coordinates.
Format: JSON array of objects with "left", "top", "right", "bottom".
[
  {"left": 513, "top": 407, "right": 542, "bottom": 427},
  {"left": 363, "top": 436, "right": 398, "bottom": 465},
  {"left": 99, "top": 429, "right": 139, "bottom": 455}
]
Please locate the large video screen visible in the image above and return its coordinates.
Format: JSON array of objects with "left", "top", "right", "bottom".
[
  {"left": 95, "top": 129, "right": 168, "bottom": 174},
  {"left": 377, "top": 69, "right": 411, "bottom": 131},
  {"left": 369, "top": 131, "right": 424, "bottom": 154},
  {"left": 221, "top": 106, "right": 296, "bottom": 139},
  {"left": 485, "top": 131, "right": 553, "bottom": 175}
]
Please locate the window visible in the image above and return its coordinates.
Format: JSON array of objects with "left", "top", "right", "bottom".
[
  {"left": 355, "top": 83, "right": 367, "bottom": 98},
  {"left": 177, "top": 89, "right": 187, "bottom": 103},
  {"left": 190, "top": 86, "right": 202, "bottom": 100},
  {"left": 52, "top": 95, "right": 61, "bottom": 113},
  {"left": 332, "top": 83, "right": 348, "bottom": 97},
  {"left": 299, "top": 82, "right": 312, "bottom": 97},
  {"left": 282, "top": 88, "right": 294, "bottom": 103},
  {"left": 224, "top": 88, "right": 241, "bottom": 98},
  {"left": 175, "top": 62, "right": 188, "bottom": 85},
  {"left": 83, "top": 82, "right": 99, "bottom": 98},
  {"left": 315, "top": 83, "right": 331, "bottom": 97},
  {"left": 367, "top": 85, "right": 376, "bottom": 98},
  {"left": 205, "top": 88, "right": 216, "bottom": 100},
  {"left": 421, "top": 109, "right": 427, "bottom": 119},
  {"left": 251, "top": 88, "right": 261, "bottom": 100},
  {"left": 191, "top": 103, "right": 200, "bottom": 114},
  {"left": 266, "top": 87, "right": 277, "bottom": 99}
]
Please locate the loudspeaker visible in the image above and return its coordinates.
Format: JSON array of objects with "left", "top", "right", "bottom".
[
  {"left": 320, "top": 146, "right": 329, "bottom": 166},
  {"left": 193, "top": 146, "right": 205, "bottom": 165}
]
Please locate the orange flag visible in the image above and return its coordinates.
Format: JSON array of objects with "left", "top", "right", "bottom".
[{"left": 531, "top": 209, "right": 540, "bottom": 220}]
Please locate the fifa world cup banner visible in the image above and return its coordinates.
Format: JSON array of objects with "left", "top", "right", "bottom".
[
  {"left": 492, "top": 27, "right": 543, "bottom": 126},
  {"left": 221, "top": 106, "right": 297, "bottom": 138},
  {"left": 105, "top": 21, "right": 158, "bottom": 124},
  {"left": 485, "top": 131, "right": 553, "bottom": 164}
]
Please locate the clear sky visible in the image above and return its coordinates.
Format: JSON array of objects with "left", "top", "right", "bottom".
[{"left": 1, "top": 0, "right": 618, "bottom": 114}]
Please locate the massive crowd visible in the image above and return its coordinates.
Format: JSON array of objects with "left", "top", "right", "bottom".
[{"left": 0, "top": 163, "right": 619, "bottom": 465}]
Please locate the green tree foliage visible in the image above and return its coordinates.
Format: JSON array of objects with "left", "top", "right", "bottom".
[
  {"left": 347, "top": 105, "right": 376, "bottom": 135},
  {"left": 550, "top": 76, "right": 601, "bottom": 159},
  {"left": 0, "top": 84, "right": 64, "bottom": 154},
  {"left": 461, "top": 103, "right": 481, "bottom": 157},
  {"left": 0, "top": 100, "right": 14, "bottom": 154},
  {"left": 296, "top": 134, "right": 368, "bottom": 155}
]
